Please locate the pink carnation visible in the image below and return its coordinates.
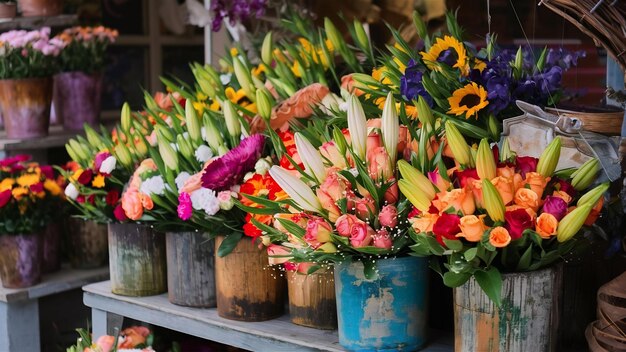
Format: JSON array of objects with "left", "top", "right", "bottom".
[{"left": 177, "top": 192, "right": 193, "bottom": 220}]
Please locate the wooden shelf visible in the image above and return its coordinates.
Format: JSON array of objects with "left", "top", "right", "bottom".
[
  {"left": 0, "top": 266, "right": 109, "bottom": 303},
  {"left": 0, "top": 14, "right": 77, "bottom": 31},
  {"left": 84, "top": 281, "right": 454, "bottom": 352},
  {"left": 0, "top": 125, "right": 80, "bottom": 151}
]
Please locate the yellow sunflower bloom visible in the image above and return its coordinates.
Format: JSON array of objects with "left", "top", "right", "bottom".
[
  {"left": 420, "top": 35, "right": 469, "bottom": 76},
  {"left": 405, "top": 105, "right": 419, "bottom": 120},
  {"left": 473, "top": 58, "right": 487, "bottom": 72},
  {"left": 208, "top": 99, "right": 220, "bottom": 111},
  {"left": 0, "top": 178, "right": 15, "bottom": 191},
  {"left": 92, "top": 174, "right": 105, "bottom": 188},
  {"left": 192, "top": 101, "right": 207, "bottom": 116},
  {"left": 447, "top": 82, "right": 489, "bottom": 119},
  {"left": 372, "top": 67, "right": 392, "bottom": 85},
  {"left": 252, "top": 64, "right": 266, "bottom": 77}
]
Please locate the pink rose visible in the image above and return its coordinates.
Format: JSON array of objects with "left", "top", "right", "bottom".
[
  {"left": 384, "top": 181, "right": 399, "bottom": 205},
  {"left": 267, "top": 244, "right": 292, "bottom": 265},
  {"left": 428, "top": 170, "right": 451, "bottom": 192},
  {"left": 354, "top": 195, "right": 376, "bottom": 220},
  {"left": 350, "top": 222, "right": 374, "bottom": 248},
  {"left": 316, "top": 172, "right": 350, "bottom": 222},
  {"left": 378, "top": 205, "right": 398, "bottom": 228},
  {"left": 335, "top": 214, "right": 359, "bottom": 237},
  {"left": 366, "top": 132, "right": 382, "bottom": 159},
  {"left": 367, "top": 146, "right": 393, "bottom": 180},
  {"left": 304, "top": 216, "right": 333, "bottom": 248},
  {"left": 373, "top": 228, "right": 393, "bottom": 249}
]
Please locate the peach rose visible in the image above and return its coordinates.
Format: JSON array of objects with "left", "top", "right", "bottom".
[
  {"left": 341, "top": 74, "right": 364, "bottom": 96},
  {"left": 95, "top": 336, "right": 116, "bottom": 352},
  {"left": 410, "top": 213, "right": 440, "bottom": 233},
  {"left": 366, "top": 132, "right": 383, "bottom": 159},
  {"left": 384, "top": 181, "right": 399, "bottom": 205},
  {"left": 514, "top": 188, "right": 540, "bottom": 212},
  {"left": 489, "top": 227, "right": 511, "bottom": 248},
  {"left": 428, "top": 170, "right": 451, "bottom": 192},
  {"left": 552, "top": 190, "right": 573, "bottom": 204},
  {"left": 398, "top": 125, "right": 409, "bottom": 154},
  {"left": 433, "top": 187, "right": 475, "bottom": 216},
  {"left": 121, "top": 190, "right": 143, "bottom": 220},
  {"left": 491, "top": 176, "right": 515, "bottom": 205},
  {"left": 536, "top": 213, "right": 558, "bottom": 239},
  {"left": 354, "top": 196, "right": 376, "bottom": 220},
  {"left": 140, "top": 192, "right": 153, "bottom": 210},
  {"left": 368, "top": 146, "right": 393, "bottom": 179},
  {"left": 350, "top": 222, "right": 374, "bottom": 248},
  {"left": 524, "top": 172, "right": 550, "bottom": 198},
  {"left": 456, "top": 215, "right": 488, "bottom": 242},
  {"left": 496, "top": 166, "right": 516, "bottom": 179},
  {"left": 316, "top": 188, "right": 341, "bottom": 222},
  {"left": 335, "top": 214, "right": 360, "bottom": 237},
  {"left": 512, "top": 173, "right": 524, "bottom": 193},
  {"left": 469, "top": 179, "right": 484, "bottom": 208},
  {"left": 304, "top": 217, "right": 333, "bottom": 248}
]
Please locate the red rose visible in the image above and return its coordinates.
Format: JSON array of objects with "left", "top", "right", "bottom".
[
  {"left": 106, "top": 190, "right": 120, "bottom": 206},
  {"left": 516, "top": 156, "right": 538, "bottom": 178},
  {"left": 39, "top": 165, "right": 54, "bottom": 180},
  {"left": 76, "top": 195, "right": 86, "bottom": 203},
  {"left": 504, "top": 208, "right": 533, "bottom": 240},
  {"left": 77, "top": 169, "right": 93, "bottom": 185},
  {"left": 432, "top": 213, "right": 461, "bottom": 246},
  {"left": 0, "top": 190, "right": 11, "bottom": 207},
  {"left": 113, "top": 204, "right": 128, "bottom": 221},
  {"left": 556, "top": 179, "right": 577, "bottom": 198},
  {"left": 455, "top": 168, "right": 479, "bottom": 188}
]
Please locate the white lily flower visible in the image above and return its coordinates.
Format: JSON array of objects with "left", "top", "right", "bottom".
[
  {"left": 294, "top": 132, "right": 327, "bottom": 183},
  {"left": 347, "top": 94, "right": 367, "bottom": 160},
  {"left": 269, "top": 166, "right": 323, "bottom": 213},
  {"left": 381, "top": 92, "right": 399, "bottom": 161}
]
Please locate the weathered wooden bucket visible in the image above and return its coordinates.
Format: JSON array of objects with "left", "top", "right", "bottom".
[
  {"left": 67, "top": 218, "right": 108, "bottom": 269},
  {"left": 454, "top": 265, "right": 562, "bottom": 352},
  {"left": 108, "top": 223, "right": 167, "bottom": 297},
  {"left": 334, "top": 256, "right": 429, "bottom": 351},
  {"left": 214, "top": 236, "right": 287, "bottom": 321},
  {"left": 287, "top": 268, "right": 337, "bottom": 330},
  {"left": 166, "top": 231, "right": 216, "bottom": 307}
]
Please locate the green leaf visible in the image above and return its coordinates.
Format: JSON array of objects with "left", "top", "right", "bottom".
[
  {"left": 443, "top": 238, "right": 463, "bottom": 251},
  {"left": 443, "top": 271, "right": 471, "bottom": 287},
  {"left": 425, "top": 235, "right": 445, "bottom": 256},
  {"left": 276, "top": 218, "right": 306, "bottom": 239},
  {"left": 516, "top": 245, "right": 533, "bottom": 271},
  {"left": 474, "top": 267, "right": 502, "bottom": 306},
  {"left": 464, "top": 247, "right": 478, "bottom": 261},
  {"left": 409, "top": 243, "right": 431, "bottom": 256},
  {"left": 217, "top": 232, "right": 243, "bottom": 257}
]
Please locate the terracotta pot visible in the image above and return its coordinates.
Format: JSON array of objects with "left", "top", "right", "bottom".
[
  {"left": 40, "top": 222, "right": 61, "bottom": 274},
  {"left": 214, "top": 236, "right": 286, "bottom": 321},
  {"left": 66, "top": 218, "right": 108, "bottom": 269},
  {"left": 18, "top": 0, "right": 62, "bottom": 17},
  {"left": 53, "top": 71, "right": 102, "bottom": 130},
  {"left": 0, "top": 3, "right": 17, "bottom": 18},
  {"left": 0, "top": 77, "right": 52, "bottom": 139},
  {"left": 0, "top": 233, "right": 41, "bottom": 288}
]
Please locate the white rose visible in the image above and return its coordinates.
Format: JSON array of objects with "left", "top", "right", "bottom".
[
  {"left": 64, "top": 183, "right": 79, "bottom": 200},
  {"left": 194, "top": 145, "right": 213, "bottom": 163},
  {"left": 190, "top": 188, "right": 220, "bottom": 215},
  {"left": 99, "top": 156, "right": 117, "bottom": 174}
]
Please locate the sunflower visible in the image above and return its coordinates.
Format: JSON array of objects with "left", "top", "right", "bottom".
[
  {"left": 447, "top": 82, "right": 489, "bottom": 119},
  {"left": 420, "top": 35, "right": 469, "bottom": 76}
]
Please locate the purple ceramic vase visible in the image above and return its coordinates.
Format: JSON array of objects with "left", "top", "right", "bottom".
[
  {"left": 0, "top": 77, "right": 52, "bottom": 139},
  {"left": 0, "top": 233, "right": 42, "bottom": 288},
  {"left": 53, "top": 71, "right": 102, "bottom": 131}
]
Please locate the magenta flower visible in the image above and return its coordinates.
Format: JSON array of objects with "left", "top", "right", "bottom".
[
  {"left": 541, "top": 196, "right": 568, "bottom": 221},
  {"left": 201, "top": 134, "right": 265, "bottom": 191},
  {"left": 177, "top": 192, "right": 193, "bottom": 221}
]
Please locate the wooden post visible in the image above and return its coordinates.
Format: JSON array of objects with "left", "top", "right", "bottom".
[
  {"left": 166, "top": 231, "right": 216, "bottom": 307},
  {"left": 454, "top": 266, "right": 562, "bottom": 352},
  {"left": 214, "top": 236, "right": 286, "bottom": 321},
  {"left": 287, "top": 269, "right": 337, "bottom": 330}
]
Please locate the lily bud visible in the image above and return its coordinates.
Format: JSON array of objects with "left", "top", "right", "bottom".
[
  {"left": 121, "top": 102, "right": 131, "bottom": 133},
  {"left": 158, "top": 135, "right": 179, "bottom": 171},
  {"left": 269, "top": 166, "right": 323, "bottom": 213},
  {"left": 222, "top": 100, "right": 241, "bottom": 139},
  {"left": 536, "top": 47, "right": 547, "bottom": 72},
  {"left": 134, "top": 135, "right": 148, "bottom": 157},
  {"left": 217, "top": 145, "right": 229, "bottom": 156},
  {"left": 416, "top": 95, "right": 434, "bottom": 128},
  {"left": 347, "top": 94, "right": 367, "bottom": 160},
  {"left": 536, "top": 137, "right": 561, "bottom": 177},
  {"left": 351, "top": 73, "right": 380, "bottom": 88},
  {"left": 295, "top": 132, "right": 327, "bottom": 183},
  {"left": 399, "top": 179, "right": 432, "bottom": 212},
  {"left": 65, "top": 143, "right": 81, "bottom": 163},
  {"left": 318, "top": 242, "right": 338, "bottom": 253},
  {"left": 487, "top": 114, "right": 500, "bottom": 140},
  {"left": 482, "top": 179, "right": 505, "bottom": 222},
  {"left": 324, "top": 18, "right": 344, "bottom": 54},
  {"left": 557, "top": 203, "right": 592, "bottom": 242},
  {"left": 185, "top": 101, "right": 202, "bottom": 146},
  {"left": 577, "top": 182, "right": 609, "bottom": 207},
  {"left": 197, "top": 77, "right": 216, "bottom": 98},
  {"left": 84, "top": 125, "right": 104, "bottom": 150},
  {"left": 114, "top": 142, "right": 133, "bottom": 169},
  {"left": 268, "top": 77, "right": 296, "bottom": 97},
  {"left": 69, "top": 139, "right": 89, "bottom": 162},
  {"left": 256, "top": 88, "right": 273, "bottom": 121},
  {"left": 261, "top": 31, "right": 273, "bottom": 65},
  {"left": 381, "top": 92, "right": 399, "bottom": 160},
  {"left": 500, "top": 137, "right": 514, "bottom": 162},
  {"left": 176, "top": 134, "right": 194, "bottom": 161},
  {"left": 570, "top": 159, "right": 599, "bottom": 191},
  {"left": 353, "top": 20, "right": 370, "bottom": 51},
  {"left": 333, "top": 127, "right": 348, "bottom": 156},
  {"left": 476, "top": 138, "right": 496, "bottom": 180},
  {"left": 513, "top": 46, "right": 523, "bottom": 80},
  {"left": 233, "top": 57, "right": 255, "bottom": 101},
  {"left": 397, "top": 160, "right": 436, "bottom": 199},
  {"left": 445, "top": 121, "right": 473, "bottom": 167},
  {"left": 203, "top": 116, "right": 223, "bottom": 151}
]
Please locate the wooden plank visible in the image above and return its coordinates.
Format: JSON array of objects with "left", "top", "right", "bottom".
[
  {"left": 84, "top": 281, "right": 454, "bottom": 352},
  {"left": 0, "top": 266, "right": 109, "bottom": 303},
  {"left": 0, "top": 14, "right": 77, "bottom": 30}
]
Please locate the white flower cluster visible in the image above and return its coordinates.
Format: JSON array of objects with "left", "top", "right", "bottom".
[
  {"left": 195, "top": 145, "right": 213, "bottom": 163},
  {"left": 175, "top": 172, "right": 191, "bottom": 191},
  {"left": 190, "top": 188, "right": 220, "bottom": 216},
  {"left": 140, "top": 175, "right": 165, "bottom": 196}
]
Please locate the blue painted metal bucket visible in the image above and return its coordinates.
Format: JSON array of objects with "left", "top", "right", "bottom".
[{"left": 334, "top": 256, "right": 429, "bottom": 351}]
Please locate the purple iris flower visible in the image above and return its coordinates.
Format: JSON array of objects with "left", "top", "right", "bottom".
[{"left": 400, "top": 60, "right": 433, "bottom": 106}]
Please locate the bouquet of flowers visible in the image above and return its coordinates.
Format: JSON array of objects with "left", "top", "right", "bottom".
[
  {"left": 0, "top": 27, "right": 64, "bottom": 78},
  {"left": 400, "top": 131, "right": 606, "bottom": 304},
  {"left": 54, "top": 26, "right": 118, "bottom": 73},
  {"left": 66, "top": 326, "right": 155, "bottom": 352},
  {"left": 0, "top": 155, "right": 64, "bottom": 234}
]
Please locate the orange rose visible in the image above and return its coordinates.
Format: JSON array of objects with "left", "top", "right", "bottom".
[
  {"left": 456, "top": 215, "right": 488, "bottom": 242},
  {"left": 536, "top": 213, "right": 558, "bottom": 239},
  {"left": 506, "top": 204, "right": 537, "bottom": 221},
  {"left": 552, "top": 190, "right": 573, "bottom": 204},
  {"left": 121, "top": 190, "right": 143, "bottom": 220},
  {"left": 489, "top": 226, "right": 511, "bottom": 248},
  {"left": 584, "top": 197, "right": 604, "bottom": 226},
  {"left": 524, "top": 172, "right": 550, "bottom": 198},
  {"left": 140, "top": 192, "right": 154, "bottom": 210},
  {"left": 433, "top": 187, "right": 475, "bottom": 216},
  {"left": 514, "top": 188, "right": 539, "bottom": 212},
  {"left": 410, "top": 213, "right": 440, "bottom": 233},
  {"left": 469, "top": 179, "right": 484, "bottom": 208},
  {"left": 496, "top": 166, "right": 516, "bottom": 179},
  {"left": 512, "top": 173, "right": 524, "bottom": 193},
  {"left": 491, "top": 176, "right": 514, "bottom": 205}
]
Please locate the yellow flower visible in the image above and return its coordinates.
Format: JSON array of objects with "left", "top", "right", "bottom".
[
  {"left": 12, "top": 187, "right": 28, "bottom": 200},
  {"left": 208, "top": 99, "right": 220, "bottom": 111},
  {"left": 196, "top": 92, "right": 208, "bottom": 101},
  {"left": 92, "top": 174, "right": 105, "bottom": 188},
  {"left": 291, "top": 61, "right": 302, "bottom": 78},
  {"left": 420, "top": 35, "right": 469, "bottom": 76},
  {"left": 474, "top": 58, "right": 486, "bottom": 72},
  {"left": 252, "top": 64, "right": 266, "bottom": 77},
  {"left": 405, "top": 104, "right": 419, "bottom": 119},
  {"left": 44, "top": 179, "right": 61, "bottom": 196},
  {"left": 225, "top": 87, "right": 247, "bottom": 104},
  {"left": 192, "top": 101, "right": 206, "bottom": 116},
  {"left": 0, "top": 178, "right": 15, "bottom": 191},
  {"left": 447, "top": 82, "right": 489, "bottom": 119},
  {"left": 372, "top": 67, "right": 392, "bottom": 85},
  {"left": 17, "top": 173, "right": 40, "bottom": 187},
  {"left": 71, "top": 169, "right": 84, "bottom": 182},
  {"left": 242, "top": 102, "right": 257, "bottom": 114},
  {"left": 230, "top": 47, "right": 238, "bottom": 57}
]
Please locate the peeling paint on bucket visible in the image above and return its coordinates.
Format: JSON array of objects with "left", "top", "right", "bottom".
[{"left": 334, "top": 256, "right": 429, "bottom": 351}]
